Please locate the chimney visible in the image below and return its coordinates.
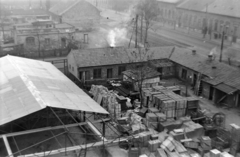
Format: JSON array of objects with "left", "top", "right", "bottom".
[
  {"left": 192, "top": 49, "right": 196, "bottom": 55},
  {"left": 208, "top": 54, "right": 213, "bottom": 61}
]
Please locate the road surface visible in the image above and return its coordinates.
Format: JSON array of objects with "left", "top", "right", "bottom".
[{"left": 100, "top": 9, "right": 240, "bottom": 63}]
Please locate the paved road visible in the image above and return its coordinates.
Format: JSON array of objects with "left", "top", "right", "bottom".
[{"left": 100, "top": 9, "right": 240, "bottom": 63}]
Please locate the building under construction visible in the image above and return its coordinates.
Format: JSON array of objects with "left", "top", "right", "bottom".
[{"left": 0, "top": 55, "right": 122, "bottom": 157}]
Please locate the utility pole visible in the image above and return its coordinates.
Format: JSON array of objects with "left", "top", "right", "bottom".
[
  {"left": 219, "top": 30, "right": 225, "bottom": 62},
  {"left": 140, "top": 14, "right": 143, "bottom": 42},
  {"left": 135, "top": 14, "right": 138, "bottom": 48}
]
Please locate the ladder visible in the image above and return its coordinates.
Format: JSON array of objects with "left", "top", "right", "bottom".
[{"left": 194, "top": 73, "right": 202, "bottom": 96}]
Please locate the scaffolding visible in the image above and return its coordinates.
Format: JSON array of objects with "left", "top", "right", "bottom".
[{"left": 0, "top": 106, "right": 142, "bottom": 157}]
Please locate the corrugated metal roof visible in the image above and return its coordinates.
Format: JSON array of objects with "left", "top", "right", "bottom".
[
  {"left": 0, "top": 55, "right": 108, "bottom": 126},
  {"left": 215, "top": 83, "right": 237, "bottom": 94}
]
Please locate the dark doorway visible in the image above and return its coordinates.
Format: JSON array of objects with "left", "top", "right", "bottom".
[
  {"left": 209, "top": 86, "right": 214, "bottom": 100},
  {"left": 193, "top": 73, "right": 197, "bottom": 87},
  {"left": 61, "top": 38, "right": 66, "bottom": 47}
]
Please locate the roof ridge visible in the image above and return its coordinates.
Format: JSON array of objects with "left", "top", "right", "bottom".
[{"left": 60, "top": 0, "right": 81, "bottom": 15}]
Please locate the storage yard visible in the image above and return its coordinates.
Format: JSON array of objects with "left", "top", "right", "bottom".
[{"left": 1, "top": 56, "right": 240, "bottom": 157}]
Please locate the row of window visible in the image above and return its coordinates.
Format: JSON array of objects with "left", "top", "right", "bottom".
[{"left": 78, "top": 66, "right": 126, "bottom": 80}]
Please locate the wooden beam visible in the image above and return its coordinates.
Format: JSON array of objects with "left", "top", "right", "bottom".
[
  {"left": 87, "top": 121, "right": 107, "bottom": 142},
  {"left": 0, "top": 118, "right": 110, "bottom": 139},
  {"left": 2, "top": 135, "right": 13, "bottom": 157},
  {"left": 18, "top": 133, "right": 140, "bottom": 157}
]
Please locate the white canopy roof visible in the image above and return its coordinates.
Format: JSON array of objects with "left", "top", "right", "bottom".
[{"left": 0, "top": 55, "right": 108, "bottom": 126}]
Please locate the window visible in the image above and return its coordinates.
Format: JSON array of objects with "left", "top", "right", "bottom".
[
  {"left": 69, "top": 64, "right": 71, "bottom": 70},
  {"left": 107, "top": 68, "right": 113, "bottom": 78},
  {"left": 181, "top": 69, "right": 187, "bottom": 79},
  {"left": 45, "top": 38, "right": 50, "bottom": 45},
  {"left": 79, "top": 71, "right": 83, "bottom": 80},
  {"left": 26, "top": 37, "right": 35, "bottom": 45},
  {"left": 79, "top": 71, "right": 90, "bottom": 80},
  {"left": 72, "top": 67, "right": 74, "bottom": 71},
  {"left": 118, "top": 66, "right": 126, "bottom": 75},
  {"left": 84, "top": 34, "right": 88, "bottom": 43},
  {"left": 85, "top": 71, "right": 90, "bottom": 80},
  {"left": 93, "top": 68, "right": 102, "bottom": 79},
  {"left": 214, "top": 20, "right": 218, "bottom": 31}
]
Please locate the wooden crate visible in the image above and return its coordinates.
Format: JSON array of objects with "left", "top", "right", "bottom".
[{"left": 210, "top": 149, "right": 221, "bottom": 157}]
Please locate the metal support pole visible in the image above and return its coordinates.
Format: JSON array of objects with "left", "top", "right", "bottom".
[
  {"left": 135, "top": 14, "right": 139, "bottom": 48},
  {"left": 102, "top": 121, "right": 105, "bottom": 138},
  {"left": 219, "top": 30, "right": 225, "bottom": 62},
  {"left": 65, "top": 133, "right": 67, "bottom": 156},
  {"left": 83, "top": 111, "right": 86, "bottom": 122}
]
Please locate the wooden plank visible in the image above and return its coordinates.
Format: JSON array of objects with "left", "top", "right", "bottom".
[
  {"left": 18, "top": 133, "right": 141, "bottom": 157},
  {"left": 0, "top": 118, "right": 110, "bottom": 138},
  {"left": 2, "top": 135, "right": 13, "bottom": 157}
]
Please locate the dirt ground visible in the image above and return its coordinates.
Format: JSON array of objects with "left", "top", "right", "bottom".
[{"left": 162, "top": 78, "right": 240, "bottom": 130}]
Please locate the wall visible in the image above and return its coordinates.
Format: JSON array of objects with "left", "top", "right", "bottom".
[
  {"left": 77, "top": 63, "right": 134, "bottom": 82},
  {"left": 62, "top": 1, "right": 100, "bottom": 27},
  {"left": 67, "top": 52, "right": 79, "bottom": 79},
  {"left": 15, "top": 30, "right": 74, "bottom": 56},
  {"left": 202, "top": 81, "right": 210, "bottom": 99}
]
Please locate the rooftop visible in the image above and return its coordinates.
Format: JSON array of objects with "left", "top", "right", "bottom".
[
  {"left": 5, "top": 8, "right": 49, "bottom": 16},
  {"left": 70, "top": 46, "right": 173, "bottom": 68},
  {"left": 157, "top": 0, "right": 186, "bottom": 5},
  {"left": 49, "top": 0, "right": 100, "bottom": 16},
  {"left": 0, "top": 55, "right": 108, "bottom": 126},
  {"left": 207, "top": 0, "right": 240, "bottom": 18},
  {"left": 177, "top": 0, "right": 216, "bottom": 12},
  {"left": 70, "top": 46, "right": 240, "bottom": 90}
]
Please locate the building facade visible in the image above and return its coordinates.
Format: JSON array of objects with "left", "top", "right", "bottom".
[
  {"left": 68, "top": 46, "right": 240, "bottom": 108},
  {"left": 13, "top": 21, "right": 76, "bottom": 57},
  {"left": 49, "top": 0, "right": 100, "bottom": 29},
  {"left": 157, "top": 0, "right": 240, "bottom": 44}
]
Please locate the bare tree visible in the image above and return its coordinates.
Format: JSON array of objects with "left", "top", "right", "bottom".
[
  {"left": 134, "top": 0, "right": 160, "bottom": 46},
  {"left": 125, "top": 47, "right": 159, "bottom": 108}
]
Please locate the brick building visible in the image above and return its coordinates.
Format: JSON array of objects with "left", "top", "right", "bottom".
[
  {"left": 156, "top": 0, "right": 185, "bottom": 28},
  {"left": 157, "top": 0, "right": 240, "bottom": 44},
  {"left": 67, "top": 47, "right": 175, "bottom": 85},
  {"left": 68, "top": 46, "right": 240, "bottom": 108},
  {"left": 13, "top": 21, "right": 75, "bottom": 57}
]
